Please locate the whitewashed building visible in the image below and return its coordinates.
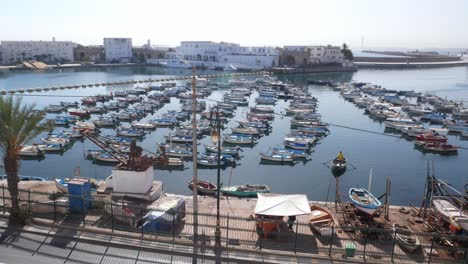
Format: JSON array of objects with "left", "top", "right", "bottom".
[
  {"left": 104, "top": 38, "right": 132, "bottom": 63},
  {"left": 162, "top": 41, "right": 279, "bottom": 69},
  {"left": 283, "top": 45, "right": 345, "bottom": 65},
  {"left": 0, "top": 38, "right": 75, "bottom": 64}
]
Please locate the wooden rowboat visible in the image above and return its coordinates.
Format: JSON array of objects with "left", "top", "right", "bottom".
[{"left": 309, "top": 205, "right": 336, "bottom": 237}]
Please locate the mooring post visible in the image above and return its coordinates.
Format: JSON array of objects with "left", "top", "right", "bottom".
[
  {"left": 259, "top": 219, "right": 263, "bottom": 250},
  {"left": 172, "top": 213, "right": 175, "bottom": 241}
]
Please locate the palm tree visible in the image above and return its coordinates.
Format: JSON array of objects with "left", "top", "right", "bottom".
[{"left": 0, "top": 96, "right": 45, "bottom": 223}]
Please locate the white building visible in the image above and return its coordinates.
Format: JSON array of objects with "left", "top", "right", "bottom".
[
  {"left": 283, "top": 45, "right": 345, "bottom": 65},
  {"left": 167, "top": 41, "right": 279, "bottom": 69},
  {"left": 104, "top": 38, "right": 132, "bottom": 63},
  {"left": 0, "top": 38, "right": 75, "bottom": 65}
]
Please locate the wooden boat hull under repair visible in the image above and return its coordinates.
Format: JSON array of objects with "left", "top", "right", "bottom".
[
  {"left": 393, "top": 224, "right": 421, "bottom": 252},
  {"left": 309, "top": 205, "right": 336, "bottom": 237}
]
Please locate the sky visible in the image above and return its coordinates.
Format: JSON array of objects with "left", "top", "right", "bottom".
[{"left": 1, "top": 0, "right": 468, "bottom": 50}]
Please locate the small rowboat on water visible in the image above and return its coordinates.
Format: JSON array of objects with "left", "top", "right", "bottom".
[
  {"left": 331, "top": 158, "right": 346, "bottom": 172},
  {"left": 392, "top": 224, "right": 421, "bottom": 252},
  {"left": 205, "top": 145, "right": 241, "bottom": 155}
]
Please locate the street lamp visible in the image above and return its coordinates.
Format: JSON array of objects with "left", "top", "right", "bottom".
[{"left": 210, "top": 106, "right": 222, "bottom": 247}]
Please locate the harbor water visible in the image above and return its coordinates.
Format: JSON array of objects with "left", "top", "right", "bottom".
[{"left": 0, "top": 65, "right": 467, "bottom": 206}]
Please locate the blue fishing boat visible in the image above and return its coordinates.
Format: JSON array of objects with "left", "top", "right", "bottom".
[
  {"left": 283, "top": 137, "right": 310, "bottom": 150},
  {"left": 0, "top": 175, "right": 46, "bottom": 181},
  {"left": 223, "top": 134, "right": 255, "bottom": 145},
  {"left": 259, "top": 152, "right": 294, "bottom": 162},
  {"left": 348, "top": 188, "right": 382, "bottom": 215},
  {"left": 272, "top": 148, "right": 307, "bottom": 158},
  {"left": 197, "top": 157, "right": 226, "bottom": 167}
]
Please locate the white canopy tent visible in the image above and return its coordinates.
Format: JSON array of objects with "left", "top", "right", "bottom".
[{"left": 254, "top": 193, "right": 311, "bottom": 216}]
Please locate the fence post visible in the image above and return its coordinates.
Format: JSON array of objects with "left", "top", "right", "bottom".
[
  {"left": 172, "top": 213, "right": 175, "bottom": 241},
  {"left": 81, "top": 194, "right": 85, "bottom": 227},
  {"left": 28, "top": 189, "right": 31, "bottom": 219},
  {"left": 226, "top": 214, "right": 230, "bottom": 247},
  {"left": 53, "top": 191, "right": 57, "bottom": 222},
  {"left": 328, "top": 225, "right": 335, "bottom": 256},
  {"left": 391, "top": 228, "right": 397, "bottom": 262},
  {"left": 428, "top": 233, "right": 435, "bottom": 264},
  {"left": 2, "top": 184, "right": 6, "bottom": 214},
  {"left": 110, "top": 201, "right": 114, "bottom": 232},
  {"left": 363, "top": 227, "right": 369, "bottom": 260},
  {"left": 294, "top": 219, "right": 299, "bottom": 253},
  {"left": 259, "top": 219, "right": 263, "bottom": 250}
]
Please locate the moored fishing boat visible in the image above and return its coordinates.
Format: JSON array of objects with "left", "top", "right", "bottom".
[
  {"left": 220, "top": 184, "right": 270, "bottom": 197},
  {"left": 205, "top": 145, "right": 241, "bottom": 155},
  {"left": 131, "top": 122, "right": 156, "bottom": 129},
  {"left": 283, "top": 137, "right": 310, "bottom": 150},
  {"left": 223, "top": 134, "right": 255, "bottom": 145},
  {"left": 415, "top": 133, "right": 447, "bottom": 143},
  {"left": 19, "top": 145, "right": 45, "bottom": 157},
  {"left": 392, "top": 224, "right": 421, "bottom": 252},
  {"left": 419, "top": 142, "right": 459, "bottom": 153},
  {"left": 116, "top": 128, "right": 145, "bottom": 137},
  {"left": 271, "top": 148, "right": 306, "bottom": 158},
  {"left": 197, "top": 157, "right": 226, "bottom": 167},
  {"left": 164, "top": 135, "right": 193, "bottom": 143},
  {"left": 231, "top": 127, "right": 261, "bottom": 135},
  {"left": 259, "top": 152, "right": 294, "bottom": 163},
  {"left": 187, "top": 180, "right": 218, "bottom": 195},
  {"left": 309, "top": 205, "right": 336, "bottom": 237},
  {"left": 349, "top": 188, "right": 382, "bottom": 215}
]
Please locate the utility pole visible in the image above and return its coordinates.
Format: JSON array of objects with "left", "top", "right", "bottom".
[{"left": 191, "top": 67, "right": 199, "bottom": 246}]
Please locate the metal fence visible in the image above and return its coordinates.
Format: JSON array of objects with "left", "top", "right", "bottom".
[{"left": 1, "top": 184, "right": 467, "bottom": 263}]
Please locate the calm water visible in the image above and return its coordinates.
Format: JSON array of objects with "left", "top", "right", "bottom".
[{"left": 1, "top": 65, "right": 467, "bottom": 205}]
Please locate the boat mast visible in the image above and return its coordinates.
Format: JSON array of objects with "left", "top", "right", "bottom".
[{"left": 191, "top": 67, "right": 199, "bottom": 241}]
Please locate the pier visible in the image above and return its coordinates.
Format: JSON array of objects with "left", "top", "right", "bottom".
[{"left": 0, "top": 180, "right": 466, "bottom": 263}]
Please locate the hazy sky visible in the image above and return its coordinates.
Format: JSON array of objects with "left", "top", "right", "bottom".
[{"left": 1, "top": 0, "right": 467, "bottom": 49}]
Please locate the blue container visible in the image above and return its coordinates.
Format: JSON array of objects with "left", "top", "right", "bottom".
[{"left": 68, "top": 178, "right": 91, "bottom": 213}]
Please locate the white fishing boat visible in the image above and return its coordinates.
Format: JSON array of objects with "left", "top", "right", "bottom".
[
  {"left": 19, "top": 145, "right": 45, "bottom": 157},
  {"left": 131, "top": 122, "right": 156, "bottom": 129},
  {"left": 432, "top": 196, "right": 468, "bottom": 233},
  {"left": 231, "top": 127, "right": 261, "bottom": 135}
]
